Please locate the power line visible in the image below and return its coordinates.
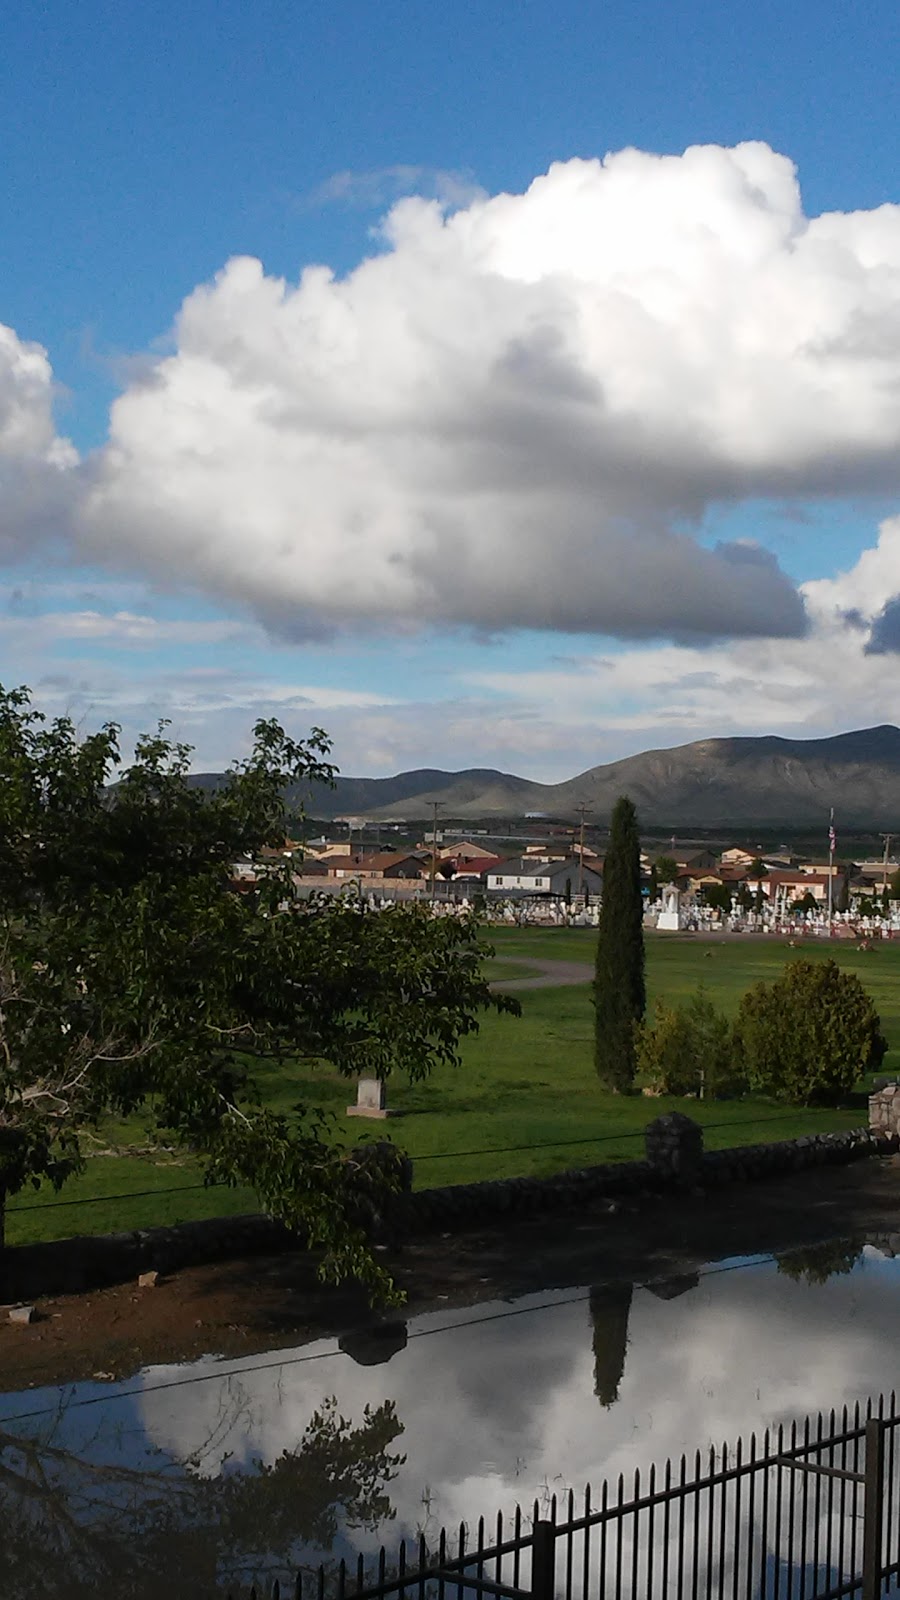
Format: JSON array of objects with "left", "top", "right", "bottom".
[
  {"left": 413, "top": 1112, "right": 815, "bottom": 1163},
  {"left": 5, "top": 1112, "right": 849, "bottom": 1215},
  {"left": 0, "top": 1251, "right": 787, "bottom": 1428},
  {"left": 8, "top": 1181, "right": 217, "bottom": 1214}
]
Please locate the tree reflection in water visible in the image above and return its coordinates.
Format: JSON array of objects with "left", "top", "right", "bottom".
[
  {"left": 776, "top": 1238, "right": 864, "bottom": 1286},
  {"left": 0, "top": 1391, "right": 405, "bottom": 1600},
  {"left": 589, "top": 1284, "right": 633, "bottom": 1408}
]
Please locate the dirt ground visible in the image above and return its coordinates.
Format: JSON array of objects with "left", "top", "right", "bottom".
[{"left": 2, "top": 1155, "right": 899, "bottom": 1393}]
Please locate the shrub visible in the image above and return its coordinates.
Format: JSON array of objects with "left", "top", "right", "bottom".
[
  {"left": 703, "top": 883, "right": 732, "bottom": 914},
  {"left": 789, "top": 892, "right": 819, "bottom": 915},
  {"left": 736, "top": 958, "right": 887, "bottom": 1105},
  {"left": 637, "top": 988, "right": 744, "bottom": 1099}
]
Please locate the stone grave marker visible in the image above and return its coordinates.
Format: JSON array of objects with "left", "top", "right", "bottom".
[{"left": 347, "top": 1076, "right": 396, "bottom": 1119}]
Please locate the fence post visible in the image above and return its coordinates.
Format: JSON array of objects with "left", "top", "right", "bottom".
[
  {"left": 531, "top": 1520, "right": 556, "bottom": 1600},
  {"left": 862, "top": 1417, "right": 886, "bottom": 1600}
]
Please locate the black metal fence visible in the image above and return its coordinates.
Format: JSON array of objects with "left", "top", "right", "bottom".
[{"left": 233, "top": 1393, "right": 900, "bottom": 1600}]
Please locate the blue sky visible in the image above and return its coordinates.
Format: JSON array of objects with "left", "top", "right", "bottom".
[{"left": 3, "top": 0, "right": 900, "bottom": 779}]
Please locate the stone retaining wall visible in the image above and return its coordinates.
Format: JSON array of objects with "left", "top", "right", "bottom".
[
  {"left": 2, "top": 1122, "right": 894, "bottom": 1303},
  {"left": 397, "top": 1125, "right": 892, "bottom": 1233}
]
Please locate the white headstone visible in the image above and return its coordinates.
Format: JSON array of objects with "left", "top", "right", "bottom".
[{"left": 347, "top": 1076, "right": 396, "bottom": 1119}]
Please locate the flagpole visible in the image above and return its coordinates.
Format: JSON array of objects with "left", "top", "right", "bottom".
[{"left": 827, "top": 808, "right": 835, "bottom": 936}]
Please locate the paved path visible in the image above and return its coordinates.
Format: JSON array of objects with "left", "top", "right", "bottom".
[{"left": 489, "top": 956, "right": 593, "bottom": 991}]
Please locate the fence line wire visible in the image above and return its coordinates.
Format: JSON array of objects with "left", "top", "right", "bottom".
[{"left": 5, "top": 1110, "right": 857, "bottom": 1217}]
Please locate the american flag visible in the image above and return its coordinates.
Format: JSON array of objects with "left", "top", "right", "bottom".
[{"left": 829, "top": 812, "right": 836, "bottom": 855}]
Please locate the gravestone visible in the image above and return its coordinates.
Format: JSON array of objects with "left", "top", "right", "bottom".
[{"left": 347, "top": 1076, "right": 396, "bottom": 1119}]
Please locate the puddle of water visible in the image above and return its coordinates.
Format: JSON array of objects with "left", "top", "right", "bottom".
[{"left": 2, "top": 1236, "right": 899, "bottom": 1598}]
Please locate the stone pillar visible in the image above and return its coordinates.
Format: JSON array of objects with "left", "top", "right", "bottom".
[
  {"left": 868, "top": 1082, "right": 900, "bottom": 1138},
  {"left": 645, "top": 1112, "right": 704, "bottom": 1184}
]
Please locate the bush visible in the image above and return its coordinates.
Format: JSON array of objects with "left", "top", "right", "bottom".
[
  {"left": 637, "top": 988, "right": 744, "bottom": 1099},
  {"left": 790, "top": 892, "right": 818, "bottom": 915},
  {"left": 736, "top": 958, "right": 887, "bottom": 1105}
]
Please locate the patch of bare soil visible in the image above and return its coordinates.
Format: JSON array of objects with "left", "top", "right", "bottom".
[{"left": 2, "top": 1156, "right": 898, "bottom": 1393}]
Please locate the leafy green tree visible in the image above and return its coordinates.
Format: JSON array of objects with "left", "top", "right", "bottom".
[
  {"left": 749, "top": 857, "right": 768, "bottom": 879},
  {"left": 736, "top": 882, "right": 755, "bottom": 913},
  {"left": 594, "top": 796, "right": 645, "bottom": 1092},
  {"left": 653, "top": 854, "right": 678, "bottom": 884},
  {"left": 637, "top": 989, "right": 743, "bottom": 1099},
  {"left": 736, "top": 958, "right": 886, "bottom": 1105},
  {"left": 789, "top": 891, "right": 819, "bottom": 915},
  {"left": 890, "top": 867, "right": 900, "bottom": 900},
  {"left": 0, "top": 685, "right": 517, "bottom": 1292},
  {"left": 703, "top": 882, "right": 732, "bottom": 914}
]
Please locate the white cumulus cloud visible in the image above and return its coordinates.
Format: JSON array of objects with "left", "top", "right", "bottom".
[
  {"left": 8, "top": 142, "right": 900, "bottom": 654},
  {"left": 76, "top": 141, "right": 900, "bottom": 642},
  {"left": 0, "top": 324, "right": 78, "bottom": 560}
]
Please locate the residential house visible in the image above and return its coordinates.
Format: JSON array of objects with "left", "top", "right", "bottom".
[
  {"left": 745, "top": 868, "right": 848, "bottom": 907},
  {"left": 486, "top": 856, "right": 603, "bottom": 898},
  {"left": 438, "top": 840, "right": 498, "bottom": 863},
  {"left": 324, "top": 850, "right": 429, "bottom": 883},
  {"left": 719, "top": 847, "right": 757, "bottom": 869},
  {"left": 674, "top": 848, "right": 719, "bottom": 873}
]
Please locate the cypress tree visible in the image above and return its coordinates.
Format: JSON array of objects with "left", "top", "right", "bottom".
[{"left": 594, "top": 795, "right": 645, "bottom": 1090}]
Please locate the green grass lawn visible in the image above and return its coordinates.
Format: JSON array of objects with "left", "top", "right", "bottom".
[{"left": 6, "top": 929, "right": 892, "bottom": 1247}]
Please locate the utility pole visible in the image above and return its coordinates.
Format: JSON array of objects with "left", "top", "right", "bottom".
[
  {"left": 826, "top": 808, "right": 835, "bottom": 934},
  {"left": 575, "top": 803, "right": 590, "bottom": 901},
  {"left": 428, "top": 800, "right": 443, "bottom": 905},
  {"left": 881, "top": 833, "right": 893, "bottom": 895}
]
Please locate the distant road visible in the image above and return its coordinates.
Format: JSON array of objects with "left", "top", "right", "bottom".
[{"left": 489, "top": 956, "right": 593, "bottom": 990}]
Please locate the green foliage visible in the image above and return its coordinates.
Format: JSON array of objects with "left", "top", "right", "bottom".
[
  {"left": 890, "top": 868, "right": 900, "bottom": 900},
  {"left": 594, "top": 796, "right": 645, "bottom": 1092},
  {"left": 703, "top": 882, "right": 732, "bottom": 914},
  {"left": 0, "top": 684, "right": 517, "bottom": 1293},
  {"left": 736, "top": 882, "right": 755, "bottom": 912},
  {"left": 736, "top": 958, "right": 887, "bottom": 1105},
  {"left": 637, "top": 988, "right": 744, "bottom": 1099},
  {"left": 653, "top": 855, "right": 678, "bottom": 884},
  {"left": 789, "top": 891, "right": 818, "bottom": 914},
  {"left": 749, "top": 857, "right": 768, "bottom": 878}
]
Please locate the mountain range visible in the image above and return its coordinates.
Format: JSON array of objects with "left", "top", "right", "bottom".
[{"left": 191, "top": 725, "right": 900, "bottom": 827}]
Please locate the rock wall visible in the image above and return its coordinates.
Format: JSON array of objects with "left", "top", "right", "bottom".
[
  {"left": 2, "top": 1124, "right": 894, "bottom": 1302},
  {"left": 869, "top": 1083, "right": 900, "bottom": 1138},
  {"left": 398, "top": 1125, "right": 891, "bottom": 1234}
]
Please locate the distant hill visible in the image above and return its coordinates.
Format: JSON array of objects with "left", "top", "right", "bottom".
[{"left": 189, "top": 725, "right": 900, "bottom": 826}]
